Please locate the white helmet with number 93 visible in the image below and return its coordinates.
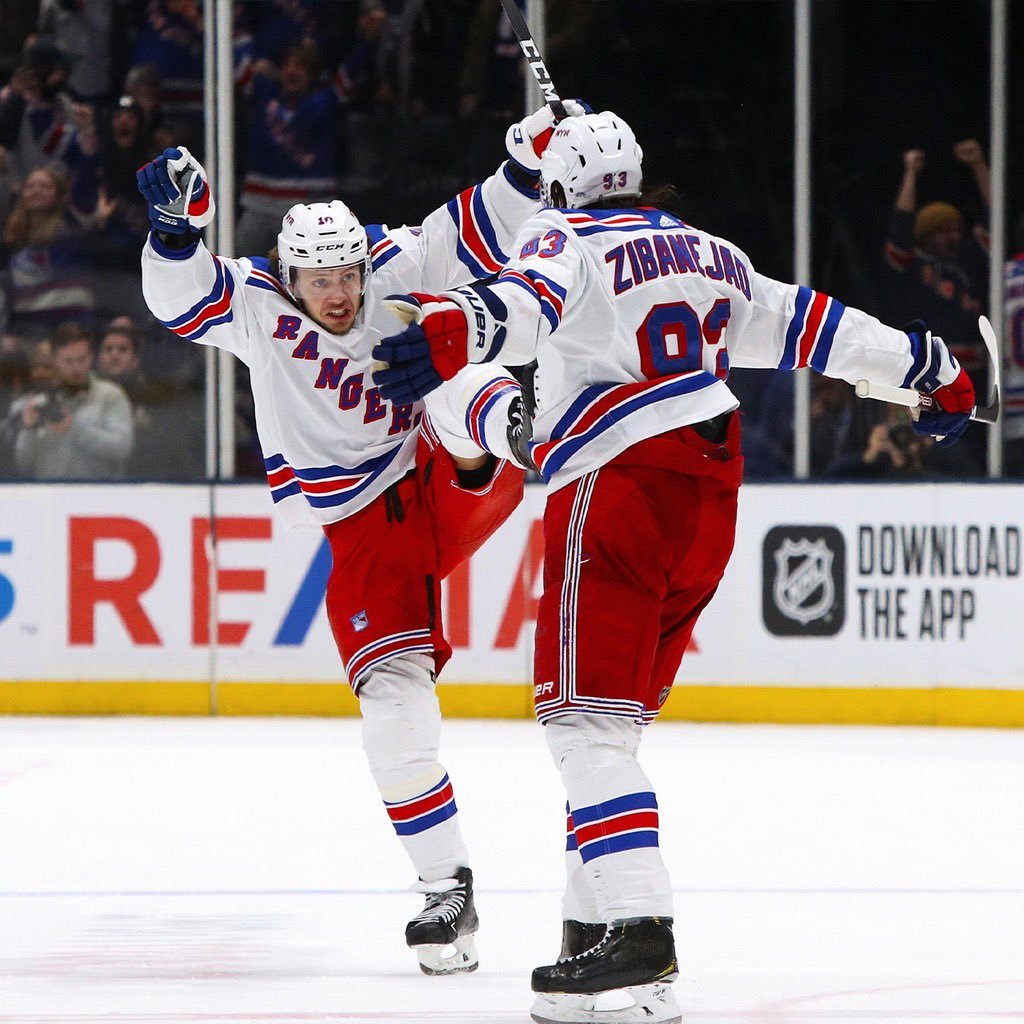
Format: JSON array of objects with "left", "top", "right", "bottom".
[
  {"left": 277, "top": 200, "right": 371, "bottom": 300},
  {"left": 539, "top": 110, "right": 644, "bottom": 210}
]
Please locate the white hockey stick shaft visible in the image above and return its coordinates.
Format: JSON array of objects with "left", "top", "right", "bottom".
[
  {"left": 854, "top": 379, "right": 933, "bottom": 410},
  {"left": 855, "top": 315, "right": 1001, "bottom": 424}
]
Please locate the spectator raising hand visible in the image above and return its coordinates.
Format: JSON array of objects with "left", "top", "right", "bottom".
[
  {"left": 881, "top": 140, "right": 990, "bottom": 397},
  {"left": 953, "top": 138, "right": 991, "bottom": 208}
]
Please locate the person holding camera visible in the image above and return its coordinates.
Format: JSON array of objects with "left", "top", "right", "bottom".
[
  {"left": 827, "top": 403, "right": 981, "bottom": 479},
  {"left": 13, "top": 323, "right": 132, "bottom": 479}
]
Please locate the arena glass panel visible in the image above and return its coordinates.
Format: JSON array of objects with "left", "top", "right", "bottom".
[
  {"left": 227, "top": 0, "right": 483, "bottom": 479},
  {"left": 807, "top": 0, "right": 991, "bottom": 482},
  {"left": 219, "top": 0, "right": 796, "bottom": 481},
  {"left": 0, "top": 19, "right": 209, "bottom": 484},
  {"left": 610, "top": 1, "right": 797, "bottom": 482},
  {"left": 1004, "top": 2, "right": 1024, "bottom": 479}
]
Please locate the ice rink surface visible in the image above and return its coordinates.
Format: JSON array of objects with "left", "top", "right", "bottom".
[{"left": 1, "top": 715, "right": 1022, "bottom": 1024}]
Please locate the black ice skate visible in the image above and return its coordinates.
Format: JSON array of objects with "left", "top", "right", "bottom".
[
  {"left": 405, "top": 866, "right": 479, "bottom": 975},
  {"left": 531, "top": 917, "right": 680, "bottom": 1024},
  {"left": 559, "top": 920, "right": 606, "bottom": 960}
]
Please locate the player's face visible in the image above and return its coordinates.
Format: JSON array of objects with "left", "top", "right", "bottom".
[{"left": 294, "top": 265, "right": 364, "bottom": 335}]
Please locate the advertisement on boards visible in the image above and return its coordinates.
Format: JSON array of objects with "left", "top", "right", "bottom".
[{"left": 1, "top": 483, "right": 1022, "bottom": 699}]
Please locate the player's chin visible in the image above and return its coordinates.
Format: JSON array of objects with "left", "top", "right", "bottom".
[{"left": 319, "top": 310, "right": 356, "bottom": 334}]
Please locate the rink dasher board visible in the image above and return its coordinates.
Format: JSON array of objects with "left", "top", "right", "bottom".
[{"left": 0, "top": 481, "right": 1022, "bottom": 725}]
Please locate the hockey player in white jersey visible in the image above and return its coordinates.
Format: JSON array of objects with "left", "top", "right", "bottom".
[
  {"left": 135, "top": 100, "right": 587, "bottom": 976},
  {"left": 371, "top": 112, "right": 978, "bottom": 1022}
]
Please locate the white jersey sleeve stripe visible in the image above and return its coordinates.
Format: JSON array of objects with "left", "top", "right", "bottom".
[
  {"left": 370, "top": 235, "right": 402, "bottom": 271},
  {"left": 264, "top": 454, "right": 302, "bottom": 502},
  {"left": 497, "top": 267, "right": 566, "bottom": 332},
  {"left": 246, "top": 267, "right": 289, "bottom": 298},
  {"left": 465, "top": 378, "right": 519, "bottom": 449},
  {"left": 446, "top": 185, "right": 506, "bottom": 276},
  {"left": 159, "top": 256, "right": 234, "bottom": 340},
  {"left": 524, "top": 268, "right": 566, "bottom": 327},
  {"left": 778, "top": 285, "right": 846, "bottom": 371}
]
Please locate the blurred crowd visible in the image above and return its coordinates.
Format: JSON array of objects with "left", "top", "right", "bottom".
[
  {"left": 743, "top": 138, "right": 1019, "bottom": 480},
  {"left": 0, "top": 1, "right": 1020, "bottom": 481}
]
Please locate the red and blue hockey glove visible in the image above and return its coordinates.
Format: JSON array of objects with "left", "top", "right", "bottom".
[
  {"left": 136, "top": 146, "right": 215, "bottom": 234},
  {"left": 903, "top": 322, "right": 976, "bottom": 446},
  {"left": 505, "top": 99, "right": 590, "bottom": 175},
  {"left": 372, "top": 294, "right": 470, "bottom": 405}
]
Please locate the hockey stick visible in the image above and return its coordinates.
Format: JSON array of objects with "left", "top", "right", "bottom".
[
  {"left": 497, "top": 0, "right": 569, "bottom": 469},
  {"left": 499, "top": 0, "right": 567, "bottom": 119},
  {"left": 855, "top": 315, "right": 1001, "bottom": 424}
]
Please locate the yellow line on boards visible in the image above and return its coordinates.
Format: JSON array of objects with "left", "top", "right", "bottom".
[{"left": 1, "top": 682, "right": 1022, "bottom": 727}]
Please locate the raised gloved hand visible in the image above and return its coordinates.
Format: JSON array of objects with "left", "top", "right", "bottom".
[
  {"left": 505, "top": 99, "right": 590, "bottom": 175},
  {"left": 136, "top": 146, "right": 215, "bottom": 234},
  {"left": 372, "top": 293, "right": 470, "bottom": 405},
  {"left": 904, "top": 323, "right": 976, "bottom": 446}
]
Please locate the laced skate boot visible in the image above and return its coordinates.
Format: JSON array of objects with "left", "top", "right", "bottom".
[
  {"left": 559, "top": 920, "right": 606, "bottom": 960},
  {"left": 531, "top": 917, "right": 680, "bottom": 1024},
  {"left": 405, "top": 866, "right": 479, "bottom": 975}
]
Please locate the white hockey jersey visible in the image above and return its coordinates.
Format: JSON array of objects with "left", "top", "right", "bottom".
[
  {"left": 468, "top": 206, "right": 928, "bottom": 489},
  {"left": 141, "top": 162, "right": 537, "bottom": 527}
]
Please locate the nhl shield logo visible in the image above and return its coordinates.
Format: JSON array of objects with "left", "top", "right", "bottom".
[
  {"left": 762, "top": 526, "right": 845, "bottom": 636},
  {"left": 773, "top": 539, "right": 834, "bottom": 625}
]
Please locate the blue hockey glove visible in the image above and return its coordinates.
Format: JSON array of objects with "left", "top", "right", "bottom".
[
  {"left": 372, "top": 294, "right": 470, "bottom": 404},
  {"left": 903, "top": 322, "right": 976, "bottom": 446},
  {"left": 136, "top": 146, "right": 215, "bottom": 234}
]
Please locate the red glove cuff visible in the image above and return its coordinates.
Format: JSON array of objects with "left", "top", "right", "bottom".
[
  {"left": 933, "top": 365, "right": 975, "bottom": 414},
  {"left": 421, "top": 306, "right": 469, "bottom": 381}
]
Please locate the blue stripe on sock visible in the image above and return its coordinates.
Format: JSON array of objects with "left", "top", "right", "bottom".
[
  {"left": 578, "top": 830, "right": 660, "bottom": 863},
  {"left": 391, "top": 800, "right": 457, "bottom": 837},
  {"left": 571, "top": 792, "right": 658, "bottom": 827}
]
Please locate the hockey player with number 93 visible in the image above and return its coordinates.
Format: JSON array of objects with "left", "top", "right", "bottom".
[
  {"left": 136, "top": 101, "right": 588, "bottom": 978},
  {"left": 372, "top": 111, "right": 977, "bottom": 1023}
]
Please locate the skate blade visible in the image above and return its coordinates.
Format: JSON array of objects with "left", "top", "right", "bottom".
[
  {"left": 414, "top": 934, "right": 479, "bottom": 976},
  {"left": 530, "top": 982, "right": 681, "bottom": 1024}
]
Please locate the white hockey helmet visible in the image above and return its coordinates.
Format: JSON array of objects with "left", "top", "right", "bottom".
[
  {"left": 277, "top": 200, "right": 371, "bottom": 299},
  {"left": 539, "top": 111, "right": 644, "bottom": 209}
]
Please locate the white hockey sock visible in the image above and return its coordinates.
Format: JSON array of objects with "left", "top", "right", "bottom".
[
  {"left": 546, "top": 714, "right": 674, "bottom": 922},
  {"left": 563, "top": 805, "right": 602, "bottom": 924},
  {"left": 359, "top": 653, "right": 468, "bottom": 882},
  {"left": 423, "top": 363, "right": 522, "bottom": 464}
]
